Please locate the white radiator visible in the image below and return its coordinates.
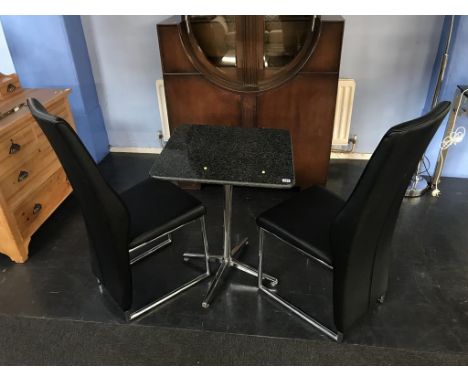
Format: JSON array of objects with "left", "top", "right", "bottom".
[
  {"left": 156, "top": 78, "right": 356, "bottom": 146},
  {"left": 332, "top": 78, "right": 356, "bottom": 146}
]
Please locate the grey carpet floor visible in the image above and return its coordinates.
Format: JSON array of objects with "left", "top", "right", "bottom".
[{"left": 0, "top": 314, "right": 467, "bottom": 365}]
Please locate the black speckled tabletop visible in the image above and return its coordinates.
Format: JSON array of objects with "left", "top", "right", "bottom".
[{"left": 150, "top": 124, "right": 295, "bottom": 188}]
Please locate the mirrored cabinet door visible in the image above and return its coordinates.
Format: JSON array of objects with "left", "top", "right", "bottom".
[
  {"left": 263, "top": 15, "right": 312, "bottom": 68},
  {"left": 190, "top": 16, "right": 237, "bottom": 67},
  {"left": 182, "top": 15, "right": 320, "bottom": 92}
]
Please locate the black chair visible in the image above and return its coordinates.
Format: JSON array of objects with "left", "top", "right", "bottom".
[
  {"left": 256, "top": 102, "right": 451, "bottom": 342},
  {"left": 27, "top": 98, "right": 211, "bottom": 320}
]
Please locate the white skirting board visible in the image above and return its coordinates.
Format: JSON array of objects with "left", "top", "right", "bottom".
[{"left": 109, "top": 146, "right": 371, "bottom": 160}]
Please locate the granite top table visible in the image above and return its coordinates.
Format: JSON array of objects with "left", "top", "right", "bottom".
[
  {"left": 150, "top": 124, "right": 295, "bottom": 308},
  {"left": 150, "top": 124, "right": 294, "bottom": 188}
]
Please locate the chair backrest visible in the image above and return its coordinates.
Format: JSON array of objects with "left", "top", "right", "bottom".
[
  {"left": 27, "top": 98, "right": 132, "bottom": 311},
  {"left": 331, "top": 101, "right": 451, "bottom": 332}
]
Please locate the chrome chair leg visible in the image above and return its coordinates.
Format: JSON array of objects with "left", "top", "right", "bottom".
[
  {"left": 129, "top": 234, "right": 172, "bottom": 265},
  {"left": 200, "top": 216, "right": 211, "bottom": 276},
  {"left": 257, "top": 228, "right": 343, "bottom": 342},
  {"left": 125, "top": 217, "right": 211, "bottom": 321},
  {"left": 127, "top": 272, "right": 209, "bottom": 320}
]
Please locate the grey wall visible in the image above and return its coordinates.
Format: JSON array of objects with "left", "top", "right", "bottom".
[
  {"left": 81, "top": 15, "right": 169, "bottom": 148},
  {"left": 340, "top": 16, "right": 444, "bottom": 153},
  {"left": 82, "top": 15, "right": 444, "bottom": 153},
  {"left": 0, "top": 21, "right": 15, "bottom": 73}
]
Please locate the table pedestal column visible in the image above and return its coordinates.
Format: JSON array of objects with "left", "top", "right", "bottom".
[{"left": 183, "top": 184, "right": 278, "bottom": 308}]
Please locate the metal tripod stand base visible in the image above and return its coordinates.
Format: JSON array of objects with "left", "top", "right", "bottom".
[{"left": 405, "top": 177, "right": 429, "bottom": 198}]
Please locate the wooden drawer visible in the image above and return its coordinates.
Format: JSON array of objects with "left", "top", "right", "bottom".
[
  {"left": 0, "top": 142, "right": 61, "bottom": 206},
  {"left": 0, "top": 87, "right": 75, "bottom": 263},
  {"left": 13, "top": 169, "right": 71, "bottom": 239},
  {"left": 0, "top": 123, "right": 38, "bottom": 176}
]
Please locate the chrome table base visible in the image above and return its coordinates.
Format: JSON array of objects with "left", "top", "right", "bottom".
[{"left": 183, "top": 184, "right": 278, "bottom": 308}]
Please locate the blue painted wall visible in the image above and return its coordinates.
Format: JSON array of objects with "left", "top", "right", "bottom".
[
  {"left": 340, "top": 16, "right": 444, "bottom": 156},
  {"left": 425, "top": 16, "right": 468, "bottom": 179},
  {"left": 0, "top": 15, "right": 109, "bottom": 162},
  {"left": 6, "top": 16, "right": 460, "bottom": 177},
  {"left": 81, "top": 15, "right": 169, "bottom": 149},
  {"left": 81, "top": 16, "right": 444, "bottom": 153}
]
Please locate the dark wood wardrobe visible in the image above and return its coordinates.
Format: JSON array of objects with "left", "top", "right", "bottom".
[{"left": 157, "top": 16, "right": 344, "bottom": 187}]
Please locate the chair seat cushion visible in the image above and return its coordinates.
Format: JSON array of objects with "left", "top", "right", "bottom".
[
  {"left": 120, "top": 178, "right": 205, "bottom": 249},
  {"left": 257, "top": 186, "right": 345, "bottom": 266}
]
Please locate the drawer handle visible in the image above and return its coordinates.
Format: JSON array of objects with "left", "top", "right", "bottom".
[
  {"left": 33, "top": 203, "right": 42, "bottom": 215},
  {"left": 9, "top": 140, "right": 21, "bottom": 155},
  {"left": 17, "top": 170, "right": 29, "bottom": 182}
]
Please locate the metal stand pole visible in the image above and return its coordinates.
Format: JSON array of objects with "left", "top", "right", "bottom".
[
  {"left": 430, "top": 86, "right": 468, "bottom": 196},
  {"left": 405, "top": 15, "right": 456, "bottom": 198}
]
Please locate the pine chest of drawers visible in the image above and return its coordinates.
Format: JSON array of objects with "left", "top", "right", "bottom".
[{"left": 0, "top": 88, "right": 75, "bottom": 263}]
